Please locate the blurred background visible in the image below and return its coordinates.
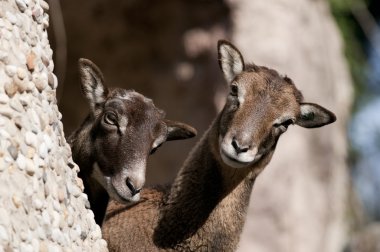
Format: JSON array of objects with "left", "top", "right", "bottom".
[{"left": 48, "top": 0, "right": 379, "bottom": 251}]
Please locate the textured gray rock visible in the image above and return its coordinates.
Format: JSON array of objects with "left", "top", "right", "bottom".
[{"left": 0, "top": 0, "right": 107, "bottom": 250}]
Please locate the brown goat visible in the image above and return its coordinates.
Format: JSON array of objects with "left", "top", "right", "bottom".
[
  {"left": 68, "top": 59, "right": 196, "bottom": 225},
  {"left": 102, "top": 40, "right": 336, "bottom": 251}
]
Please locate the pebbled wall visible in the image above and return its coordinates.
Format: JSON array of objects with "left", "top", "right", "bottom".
[{"left": 0, "top": 0, "right": 107, "bottom": 251}]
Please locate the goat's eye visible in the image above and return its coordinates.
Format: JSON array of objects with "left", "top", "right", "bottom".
[
  {"left": 273, "top": 119, "right": 294, "bottom": 132},
  {"left": 103, "top": 112, "right": 118, "bottom": 125},
  {"left": 281, "top": 119, "right": 294, "bottom": 128},
  {"left": 150, "top": 147, "right": 158, "bottom": 154},
  {"left": 230, "top": 84, "right": 238, "bottom": 96},
  {"left": 150, "top": 143, "right": 162, "bottom": 155}
]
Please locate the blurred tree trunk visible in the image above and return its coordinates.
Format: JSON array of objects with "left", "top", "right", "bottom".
[
  {"left": 57, "top": 0, "right": 352, "bottom": 251},
  {"left": 0, "top": 0, "right": 106, "bottom": 250},
  {"left": 233, "top": 1, "right": 353, "bottom": 251}
]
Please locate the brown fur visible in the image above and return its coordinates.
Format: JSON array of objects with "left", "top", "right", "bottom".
[
  {"left": 68, "top": 59, "right": 196, "bottom": 225},
  {"left": 102, "top": 40, "right": 336, "bottom": 251}
]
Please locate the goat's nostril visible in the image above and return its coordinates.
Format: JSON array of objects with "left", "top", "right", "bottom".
[
  {"left": 240, "top": 146, "right": 249, "bottom": 153},
  {"left": 231, "top": 138, "right": 249, "bottom": 154},
  {"left": 232, "top": 139, "right": 239, "bottom": 150},
  {"left": 126, "top": 177, "right": 140, "bottom": 196}
]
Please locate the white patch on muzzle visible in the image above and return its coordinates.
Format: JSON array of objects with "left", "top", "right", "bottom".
[
  {"left": 92, "top": 162, "right": 143, "bottom": 204},
  {"left": 219, "top": 135, "right": 258, "bottom": 168}
]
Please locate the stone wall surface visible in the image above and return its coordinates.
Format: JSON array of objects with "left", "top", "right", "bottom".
[{"left": 0, "top": 0, "right": 107, "bottom": 251}]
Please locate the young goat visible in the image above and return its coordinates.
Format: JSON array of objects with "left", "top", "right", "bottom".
[
  {"left": 68, "top": 59, "right": 196, "bottom": 225},
  {"left": 102, "top": 40, "right": 336, "bottom": 251}
]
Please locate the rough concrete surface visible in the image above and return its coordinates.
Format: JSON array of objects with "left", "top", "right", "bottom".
[{"left": 0, "top": 0, "right": 107, "bottom": 251}]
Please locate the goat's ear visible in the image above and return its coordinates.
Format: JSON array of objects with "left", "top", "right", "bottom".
[
  {"left": 78, "top": 58, "right": 109, "bottom": 112},
  {"left": 296, "top": 103, "right": 336, "bottom": 128},
  {"left": 164, "top": 120, "right": 197, "bottom": 141},
  {"left": 218, "top": 40, "right": 245, "bottom": 83}
]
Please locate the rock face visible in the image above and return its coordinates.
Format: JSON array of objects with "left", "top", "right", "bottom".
[{"left": 0, "top": 0, "right": 107, "bottom": 251}]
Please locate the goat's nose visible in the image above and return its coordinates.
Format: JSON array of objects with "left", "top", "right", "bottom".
[
  {"left": 231, "top": 138, "right": 250, "bottom": 154},
  {"left": 126, "top": 177, "right": 142, "bottom": 196}
]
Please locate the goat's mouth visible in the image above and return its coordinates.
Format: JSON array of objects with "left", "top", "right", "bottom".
[
  {"left": 220, "top": 149, "right": 252, "bottom": 168},
  {"left": 91, "top": 163, "right": 141, "bottom": 204},
  {"left": 108, "top": 185, "right": 140, "bottom": 205}
]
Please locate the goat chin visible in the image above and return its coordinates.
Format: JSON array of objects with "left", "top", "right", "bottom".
[{"left": 92, "top": 162, "right": 140, "bottom": 204}]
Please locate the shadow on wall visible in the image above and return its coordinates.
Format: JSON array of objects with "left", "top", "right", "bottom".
[{"left": 50, "top": 0, "right": 231, "bottom": 185}]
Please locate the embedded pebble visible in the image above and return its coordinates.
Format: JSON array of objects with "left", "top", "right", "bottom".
[
  {"left": 41, "top": 210, "right": 50, "bottom": 225},
  {"left": 39, "top": 143, "right": 48, "bottom": 159},
  {"left": 2, "top": 29, "right": 12, "bottom": 40},
  {"left": 51, "top": 228, "right": 63, "bottom": 244},
  {"left": 5, "top": 65, "right": 17, "bottom": 77},
  {"left": 0, "top": 107, "right": 14, "bottom": 119},
  {"left": 25, "top": 158, "right": 35, "bottom": 176},
  {"left": 0, "top": 117, "right": 5, "bottom": 127},
  {"left": 67, "top": 214, "right": 74, "bottom": 228},
  {"left": 42, "top": 14, "right": 49, "bottom": 29},
  {"left": 7, "top": 145, "right": 18, "bottom": 160},
  {"left": 20, "top": 230, "right": 28, "bottom": 241},
  {"left": 25, "top": 131, "right": 38, "bottom": 147},
  {"left": 4, "top": 19, "right": 12, "bottom": 31},
  {"left": 20, "top": 143, "right": 35, "bottom": 159},
  {"left": 0, "top": 226, "right": 9, "bottom": 241},
  {"left": 28, "top": 34, "right": 38, "bottom": 47},
  {"left": 33, "top": 199, "right": 43, "bottom": 210},
  {"left": 15, "top": 0, "right": 27, "bottom": 12},
  {"left": 0, "top": 94, "right": 9, "bottom": 104},
  {"left": 4, "top": 120, "right": 18, "bottom": 136},
  {"left": 0, "top": 50, "right": 9, "bottom": 63},
  {"left": 9, "top": 98, "right": 24, "bottom": 112},
  {"left": 20, "top": 243, "right": 34, "bottom": 252},
  {"left": 17, "top": 67, "right": 27, "bottom": 79},
  {"left": 57, "top": 189, "right": 66, "bottom": 203},
  {"left": 40, "top": 1, "right": 49, "bottom": 11},
  {"left": 71, "top": 186, "right": 82, "bottom": 198},
  {"left": 31, "top": 239, "right": 40, "bottom": 251},
  {"left": 28, "top": 217, "right": 38, "bottom": 231},
  {"left": 34, "top": 75, "right": 47, "bottom": 92},
  {"left": 4, "top": 81, "right": 17, "bottom": 97},
  {"left": 16, "top": 154, "right": 26, "bottom": 170},
  {"left": 5, "top": 11, "right": 17, "bottom": 24},
  {"left": 14, "top": 78, "right": 28, "bottom": 93},
  {"left": 0, "top": 159, "right": 7, "bottom": 172},
  {"left": 26, "top": 51, "right": 36, "bottom": 71},
  {"left": 18, "top": 95, "right": 29, "bottom": 106},
  {"left": 42, "top": 134, "right": 52, "bottom": 152},
  {"left": 27, "top": 108, "right": 41, "bottom": 129},
  {"left": 0, "top": 209, "right": 10, "bottom": 226},
  {"left": 52, "top": 199, "right": 61, "bottom": 212},
  {"left": 32, "top": 6, "right": 43, "bottom": 24},
  {"left": 12, "top": 194, "right": 22, "bottom": 208},
  {"left": 48, "top": 73, "right": 57, "bottom": 89}
]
